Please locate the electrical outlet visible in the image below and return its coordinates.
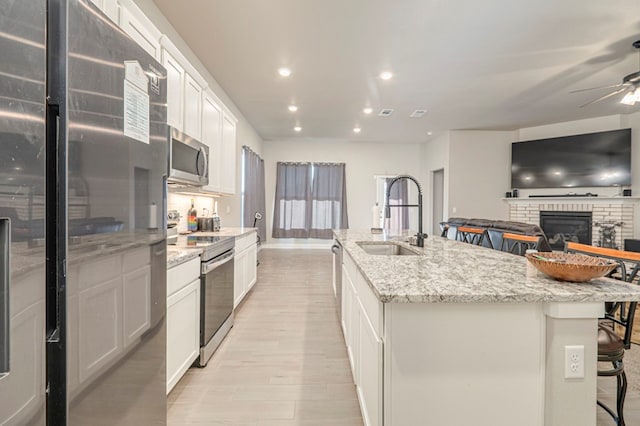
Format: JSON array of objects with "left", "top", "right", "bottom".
[
  {"left": 564, "top": 345, "right": 584, "bottom": 379},
  {"left": 452, "top": 207, "right": 457, "bottom": 214}
]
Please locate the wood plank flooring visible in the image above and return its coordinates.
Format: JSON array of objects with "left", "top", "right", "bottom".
[
  {"left": 168, "top": 249, "right": 363, "bottom": 425},
  {"left": 168, "top": 248, "right": 640, "bottom": 425}
]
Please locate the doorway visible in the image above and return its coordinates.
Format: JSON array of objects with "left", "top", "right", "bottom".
[{"left": 432, "top": 169, "right": 444, "bottom": 235}]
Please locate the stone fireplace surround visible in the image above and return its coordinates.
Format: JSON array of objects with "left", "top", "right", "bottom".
[{"left": 506, "top": 197, "right": 638, "bottom": 250}]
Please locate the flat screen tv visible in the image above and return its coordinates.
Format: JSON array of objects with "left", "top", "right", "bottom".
[{"left": 510, "top": 128, "right": 631, "bottom": 189}]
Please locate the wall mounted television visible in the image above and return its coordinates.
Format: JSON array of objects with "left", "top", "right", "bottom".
[{"left": 510, "top": 128, "right": 631, "bottom": 189}]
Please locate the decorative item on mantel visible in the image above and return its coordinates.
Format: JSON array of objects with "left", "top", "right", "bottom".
[
  {"left": 525, "top": 252, "right": 618, "bottom": 282},
  {"left": 595, "top": 220, "right": 624, "bottom": 249}
]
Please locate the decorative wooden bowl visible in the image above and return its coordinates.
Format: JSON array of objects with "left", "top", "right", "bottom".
[{"left": 525, "top": 252, "right": 618, "bottom": 283}]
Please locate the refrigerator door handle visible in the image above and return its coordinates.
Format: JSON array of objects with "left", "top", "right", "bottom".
[{"left": 0, "top": 218, "right": 10, "bottom": 378}]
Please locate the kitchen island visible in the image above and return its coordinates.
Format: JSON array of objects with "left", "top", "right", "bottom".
[{"left": 333, "top": 230, "right": 640, "bottom": 426}]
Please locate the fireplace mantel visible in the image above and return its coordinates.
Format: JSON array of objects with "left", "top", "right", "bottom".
[{"left": 503, "top": 196, "right": 640, "bottom": 205}]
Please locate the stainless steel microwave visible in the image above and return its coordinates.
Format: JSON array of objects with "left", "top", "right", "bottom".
[{"left": 168, "top": 127, "right": 209, "bottom": 186}]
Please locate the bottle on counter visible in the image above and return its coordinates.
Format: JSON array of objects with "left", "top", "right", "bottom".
[{"left": 188, "top": 199, "right": 198, "bottom": 232}]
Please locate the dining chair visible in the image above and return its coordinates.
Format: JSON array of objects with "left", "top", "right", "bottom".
[
  {"left": 565, "top": 241, "right": 640, "bottom": 426},
  {"left": 455, "top": 226, "right": 488, "bottom": 247},
  {"left": 500, "top": 232, "right": 542, "bottom": 256}
]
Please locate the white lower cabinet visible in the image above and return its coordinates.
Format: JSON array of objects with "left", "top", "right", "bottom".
[
  {"left": 166, "top": 278, "right": 200, "bottom": 393},
  {"left": 166, "top": 256, "right": 200, "bottom": 394},
  {"left": 233, "top": 248, "right": 248, "bottom": 308},
  {"left": 233, "top": 231, "right": 258, "bottom": 308},
  {"left": 246, "top": 242, "right": 258, "bottom": 292},
  {"left": 341, "top": 254, "right": 383, "bottom": 426},
  {"left": 357, "top": 300, "right": 383, "bottom": 426}
]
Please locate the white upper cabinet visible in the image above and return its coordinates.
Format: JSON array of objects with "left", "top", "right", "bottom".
[
  {"left": 89, "top": 0, "right": 119, "bottom": 23},
  {"left": 183, "top": 73, "right": 203, "bottom": 140},
  {"left": 221, "top": 112, "right": 237, "bottom": 194},
  {"left": 202, "top": 90, "right": 223, "bottom": 193},
  {"left": 160, "top": 36, "right": 207, "bottom": 139},
  {"left": 161, "top": 44, "right": 185, "bottom": 131},
  {"left": 119, "top": 2, "right": 161, "bottom": 60}
]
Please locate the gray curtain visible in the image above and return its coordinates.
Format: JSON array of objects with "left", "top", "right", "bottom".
[
  {"left": 272, "top": 162, "right": 348, "bottom": 239},
  {"left": 308, "top": 163, "right": 349, "bottom": 239},
  {"left": 241, "top": 146, "right": 266, "bottom": 242},
  {"left": 272, "top": 162, "right": 312, "bottom": 238},
  {"left": 386, "top": 178, "right": 409, "bottom": 232}
]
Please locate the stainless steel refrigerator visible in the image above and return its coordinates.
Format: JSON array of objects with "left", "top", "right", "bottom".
[{"left": 0, "top": 0, "right": 168, "bottom": 424}]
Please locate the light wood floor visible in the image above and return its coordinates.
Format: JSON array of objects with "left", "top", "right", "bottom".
[
  {"left": 168, "top": 249, "right": 363, "bottom": 425},
  {"left": 168, "top": 248, "right": 640, "bottom": 425}
]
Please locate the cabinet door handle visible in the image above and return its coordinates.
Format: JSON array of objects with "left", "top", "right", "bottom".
[{"left": 0, "top": 218, "right": 10, "bottom": 378}]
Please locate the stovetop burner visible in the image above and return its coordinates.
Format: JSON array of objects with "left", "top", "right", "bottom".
[{"left": 179, "top": 234, "right": 235, "bottom": 262}]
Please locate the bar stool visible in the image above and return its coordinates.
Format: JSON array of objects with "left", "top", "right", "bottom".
[
  {"left": 565, "top": 242, "right": 640, "bottom": 426},
  {"left": 455, "top": 226, "right": 486, "bottom": 246},
  {"left": 500, "top": 233, "right": 541, "bottom": 256}
]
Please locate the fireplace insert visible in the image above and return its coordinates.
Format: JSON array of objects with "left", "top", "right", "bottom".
[{"left": 539, "top": 211, "right": 592, "bottom": 251}]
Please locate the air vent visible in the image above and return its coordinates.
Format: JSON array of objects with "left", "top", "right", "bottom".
[
  {"left": 410, "top": 109, "right": 427, "bottom": 118},
  {"left": 379, "top": 109, "right": 394, "bottom": 117}
]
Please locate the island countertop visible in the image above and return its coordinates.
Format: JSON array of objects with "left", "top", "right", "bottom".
[{"left": 334, "top": 229, "right": 640, "bottom": 304}]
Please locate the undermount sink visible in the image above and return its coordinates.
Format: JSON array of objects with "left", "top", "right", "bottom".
[{"left": 356, "top": 242, "right": 419, "bottom": 256}]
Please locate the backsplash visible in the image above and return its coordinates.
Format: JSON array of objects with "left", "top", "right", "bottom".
[{"left": 168, "top": 194, "right": 216, "bottom": 233}]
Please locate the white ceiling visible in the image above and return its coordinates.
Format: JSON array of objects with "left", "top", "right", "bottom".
[{"left": 152, "top": 0, "right": 640, "bottom": 143}]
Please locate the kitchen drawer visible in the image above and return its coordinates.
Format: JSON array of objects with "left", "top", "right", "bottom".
[
  {"left": 167, "top": 256, "right": 200, "bottom": 297},
  {"left": 235, "top": 231, "right": 257, "bottom": 253}
]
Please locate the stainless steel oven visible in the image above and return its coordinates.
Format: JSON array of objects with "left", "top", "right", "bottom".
[
  {"left": 168, "top": 126, "right": 209, "bottom": 186},
  {"left": 197, "top": 236, "right": 235, "bottom": 367}
]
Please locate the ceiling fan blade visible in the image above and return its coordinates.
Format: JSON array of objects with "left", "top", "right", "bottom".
[
  {"left": 579, "top": 87, "right": 629, "bottom": 108},
  {"left": 569, "top": 83, "right": 626, "bottom": 93}
]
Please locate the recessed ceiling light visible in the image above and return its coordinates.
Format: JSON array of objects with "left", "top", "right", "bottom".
[
  {"left": 353, "top": 127, "right": 361, "bottom": 133},
  {"left": 410, "top": 110, "right": 427, "bottom": 118},
  {"left": 379, "top": 109, "right": 394, "bottom": 116},
  {"left": 278, "top": 67, "right": 291, "bottom": 77},
  {"left": 288, "top": 105, "right": 298, "bottom": 112},
  {"left": 427, "top": 131, "right": 433, "bottom": 136},
  {"left": 379, "top": 71, "right": 393, "bottom": 80},
  {"left": 363, "top": 107, "right": 373, "bottom": 114},
  {"left": 294, "top": 126, "right": 302, "bottom": 132}
]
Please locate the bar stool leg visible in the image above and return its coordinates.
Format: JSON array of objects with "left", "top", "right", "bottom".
[{"left": 617, "top": 367, "right": 627, "bottom": 426}]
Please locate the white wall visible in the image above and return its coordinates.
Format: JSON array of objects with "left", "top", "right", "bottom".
[
  {"left": 448, "top": 130, "right": 516, "bottom": 221},
  {"left": 421, "top": 133, "right": 450, "bottom": 235},
  {"left": 262, "top": 140, "right": 425, "bottom": 246},
  {"left": 129, "top": 0, "right": 263, "bottom": 227}
]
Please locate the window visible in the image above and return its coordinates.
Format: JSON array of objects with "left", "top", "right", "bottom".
[
  {"left": 375, "top": 175, "right": 411, "bottom": 235},
  {"left": 272, "top": 162, "right": 348, "bottom": 239}
]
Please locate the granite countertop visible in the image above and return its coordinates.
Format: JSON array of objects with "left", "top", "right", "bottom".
[
  {"left": 167, "top": 246, "right": 201, "bottom": 268},
  {"left": 334, "top": 229, "right": 640, "bottom": 304}
]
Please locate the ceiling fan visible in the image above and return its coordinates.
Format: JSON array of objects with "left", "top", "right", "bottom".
[{"left": 571, "top": 40, "right": 640, "bottom": 107}]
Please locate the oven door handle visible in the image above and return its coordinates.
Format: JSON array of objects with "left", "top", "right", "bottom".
[{"left": 202, "top": 250, "right": 234, "bottom": 274}]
